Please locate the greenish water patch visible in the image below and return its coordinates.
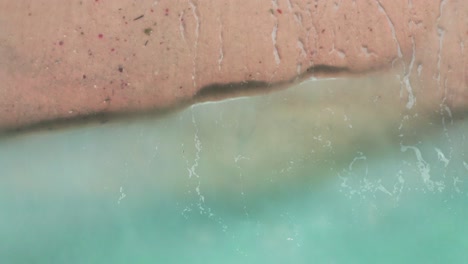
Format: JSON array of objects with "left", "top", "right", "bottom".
[{"left": 0, "top": 75, "right": 467, "bottom": 263}]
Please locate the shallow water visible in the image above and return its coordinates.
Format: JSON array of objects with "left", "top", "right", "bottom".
[{"left": 1, "top": 74, "right": 467, "bottom": 263}]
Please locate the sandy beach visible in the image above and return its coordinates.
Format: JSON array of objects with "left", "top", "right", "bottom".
[{"left": 0, "top": 0, "right": 466, "bottom": 130}]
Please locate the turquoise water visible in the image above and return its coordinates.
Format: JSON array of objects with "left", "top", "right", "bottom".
[{"left": 1, "top": 75, "right": 467, "bottom": 263}]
